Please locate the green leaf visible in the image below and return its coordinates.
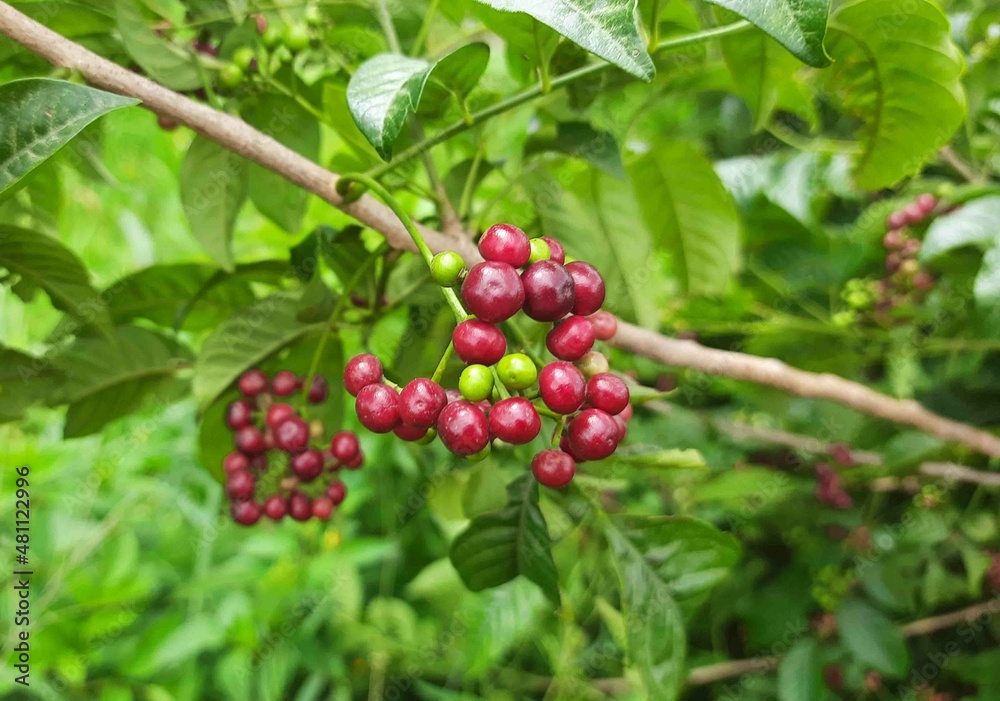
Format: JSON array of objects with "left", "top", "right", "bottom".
[
  {"left": 613, "top": 448, "right": 707, "bottom": 470},
  {"left": 525, "top": 122, "right": 625, "bottom": 178},
  {"left": 0, "top": 346, "right": 63, "bottom": 423},
  {"left": 115, "top": 0, "right": 202, "bottom": 91},
  {"left": 704, "top": 0, "right": 832, "bottom": 67},
  {"left": 921, "top": 196, "right": 1000, "bottom": 260},
  {"left": 778, "top": 639, "right": 828, "bottom": 701},
  {"left": 449, "top": 475, "right": 561, "bottom": 605},
  {"left": 317, "top": 224, "right": 372, "bottom": 286},
  {"left": 0, "top": 78, "right": 138, "bottom": 196},
  {"left": 429, "top": 43, "right": 491, "bottom": 102},
  {"left": 245, "top": 95, "right": 319, "bottom": 233},
  {"left": 180, "top": 136, "right": 248, "bottom": 272},
  {"left": 974, "top": 245, "right": 1000, "bottom": 306},
  {"left": 471, "top": 0, "right": 654, "bottom": 80},
  {"left": 51, "top": 326, "right": 189, "bottom": 438},
  {"left": 0, "top": 226, "right": 113, "bottom": 335},
  {"left": 836, "top": 598, "right": 910, "bottom": 676},
  {"left": 627, "top": 141, "right": 742, "bottom": 296},
  {"left": 826, "top": 0, "right": 966, "bottom": 189}
]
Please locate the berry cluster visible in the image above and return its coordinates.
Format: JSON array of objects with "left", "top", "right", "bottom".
[
  {"left": 814, "top": 446, "right": 855, "bottom": 510},
  {"left": 222, "top": 369, "right": 361, "bottom": 526},
  {"left": 345, "top": 225, "right": 631, "bottom": 489}
]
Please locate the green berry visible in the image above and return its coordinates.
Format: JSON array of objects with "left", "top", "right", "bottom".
[
  {"left": 418, "top": 428, "right": 437, "bottom": 445},
  {"left": 467, "top": 444, "right": 491, "bottom": 462},
  {"left": 232, "top": 47, "right": 255, "bottom": 71},
  {"left": 262, "top": 25, "right": 283, "bottom": 48},
  {"left": 218, "top": 63, "right": 244, "bottom": 88},
  {"left": 459, "top": 364, "right": 494, "bottom": 402},
  {"left": 304, "top": 5, "right": 323, "bottom": 26},
  {"left": 528, "top": 238, "right": 550, "bottom": 264},
  {"left": 496, "top": 353, "right": 537, "bottom": 390},
  {"left": 283, "top": 23, "right": 311, "bottom": 52},
  {"left": 430, "top": 251, "right": 465, "bottom": 287}
]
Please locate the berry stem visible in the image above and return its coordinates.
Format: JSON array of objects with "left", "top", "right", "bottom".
[
  {"left": 550, "top": 415, "right": 566, "bottom": 448},
  {"left": 533, "top": 402, "right": 562, "bottom": 422},
  {"left": 430, "top": 341, "right": 455, "bottom": 384},
  {"left": 491, "top": 367, "right": 512, "bottom": 400}
]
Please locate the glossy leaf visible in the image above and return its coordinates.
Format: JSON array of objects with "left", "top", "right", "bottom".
[
  {"left": 704, "top": 0, "right": 832, "bottom": 67},
  {"left": 115, "top": 0, "right": 202, "bottom": 90},
  {"left": 0, "top": 79, "right": 137, "bottom": 196},
  {"left": 449, "top": 475, "right": 560, "bottom": 604},
  {"left": 837, "top": 598, "right": 910, "bottom": 676}
]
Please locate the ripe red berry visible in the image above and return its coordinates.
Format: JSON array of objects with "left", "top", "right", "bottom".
[
  {"left": 619, "top": 403, "right": 634, "bottom": 422},
  {"left": 263, "top": 494, "right": 287, "bottom": 520},
  {"left": 612, "top": 414, "right": 627, "bottom": 441},
  {"left": 266, "top": 403, "right": 296, "bottom": 431},
  {"left": 886, "top": 210, "right": 907, "bottom": 230},
  {"left": 399, "top": 378, "right": 448, "bottom": 429},
  {"left": 355, "top": 384, "right": 400, "bottom": 433},
  {"left": 461, "top": 261, "right": 525, "bottom": 323},
  {"left": 539, "top": 361, "right": 587, "bottom": 414},
  {"left": 275, "top": 416, "right": 310, "bottom": 452},
  {"left": 902, "top": 202, "right": 924, "bottom": 225},
  {"left": 223, "top": 451, "right": 250, "bottom": 474},
  {"left": 546, "top": 315, "right": 595, "bottom": 361},
  {"left": 288, "top": 491, "right": 312, "bottom": 521},
  {"left": 916, "top": 193, "right": 938, "bottom": 214},
  {"left": 488, "top": 397, "right": 541, "bottom": 444},
  {"left": 234, "top": 426, "right": 266, "bottom": 454},
  {"left": 327, "top": 480, "right": 346, "bottom": 505},
  {"left": 559, "top": 435, "right": 585, "bottom": 463},
  {"left": 344, "top": 354, "right": 384, "bottom": 396},
  {"left": 225, "top": 400, "right": 254, "bottom": 429},
  {"left": 346, "top": 452, "right": 364, "bottom": 469},
  {"left": 231, "top": 499, "right": 261, "bottom": 525},
  {"left": 588, "top": 310, "right": 617, "bottom": 340},
  {"left": 312, "top": 496, "right": 334, "bottom": 520},
  {"left": 238, "top": 369, "right": 268, "bottom": 397},
  {"left": 225, "top": 469, "right": 255, "bottom": 499},
  {"left": 394, "top": 423, "right": 428, "bottom": 441},
  {"left": 565, "top": 261, "right": 606, "bottom": 316},
  {"left": 531, "top": 450, "right": 576, "bottom": 489},
  {"left": 250, "top": 454, "right": 268, "bottom": 471},
  {"left": 586, "top": 373, "right": 630, "bottom": 415},
  {"left": 330, "top": 431, "right": 360, "bottom": 464},
  {"left": 479, "top": 223, "right": 531, "bottom": 267},
  {"left": 566, "top": 409, "right": 620, "bottom": 461},
  {"left": 445, "top": 388, "right": 462, "bottom": 404},
  {"left": 291, "top": 449, "right": 324, "bottom": 481},
  {"left": 453, "top": 320, "right": 507, "bottom": 365},
  {"left": 542, "top": 236, "right": 565, "bottom": 264},
  {"left": 272, "top": 370, "right": 299, "bottom": 396},
  {"left": 307, "top": 374, "right": 328, "bottom": 403},
  {"left": 521, "top": 260, "right": 575, "bottom": 321},
  {"left": 913, "top": 271, "right": 934, "bottom": 291},
  {"left": 437, "top": 401, "right": 490, "bottom": 456}
]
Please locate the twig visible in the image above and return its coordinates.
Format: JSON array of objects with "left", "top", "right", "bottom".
[{"left": 938, "top": 145, "right": 985, "bottom": 184}]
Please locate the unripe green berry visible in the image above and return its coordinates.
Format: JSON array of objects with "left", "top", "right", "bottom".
[
  {"left": 467, "top": 444, "right": 491, "bottom": 462},
  {"left": 218, "top": 63, "right": 244, "bottom": 88},
  {"left": 232, "top": 47, "right": 255, "bottom": 71},
  {"left": 430, "top": 251, "right": 466, "bottom": 287},
  {"left": 283, "top": 23, "right": 311, "bottom": 51},
  {"left": 496, "top": 353, "right": 537, "bottom": 390},
  {"left": 418, "top": 428, "right": 437, "bottom": 445},
  {"left": 304, "top": 5, "right": 323, "bottom": 26},
  {"left": 459, "top": 364, "right": 494, "bottom": 402},
  {"left": 576, "top": 350, "right": 609, "bottom": 378},
  {"left": 262, "top": 25, "right": 283, "bottom": 48},
  {"left": 528, "top": 237, "right": 550, "bottom": 264}
]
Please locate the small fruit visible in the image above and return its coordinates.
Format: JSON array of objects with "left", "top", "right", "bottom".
[
  {"left": 283, "top": 23, "right": 311, "bottom": 51},
  {"left": 262, "top": 24, "right": 283, "bottom": 47},
  {"left": 479, "top": 223, "right": 531, "bottom": 267},
  {"left": 430, "top": 251, "right": 466, "bottom": 286},
  {"left": 586, "top": 373, "right": 630, "bottom": 415},
  {"left": 437, "top": 401, "right": 490, "bottom": 455},
  {"left": 453, "top": 320, "right": 507, "bottom": 365},
  {"left": 576, "top": 350, "right": 610, "bottom": 378},
  {"left": 538, "top": 361, "right": 587, "bottom": 414},
  {"left": 521, "top": 260, "right": 575, "bottom": 321},
  {"left": 312, "top": 496, "right": 334, "bottom": 520},
  {"left": 235, "top": 426, "right": 267, "bottom": 454},
  {"left": 546, "top": 315, "right": 595, "bottom": 361},
  {"left": 588, "top": 311, "right": 617, "bottom": 340},
  {"left": 355, "top": 384, "right": 400, "bottom": 433},
  {"left": 226, "top": 399, "right": 254, "bottom": 429},
  {"left": 305, "top": 374, "right": 327, "bottom": 403},
  {"left": 327, "top": 481, "right": 346, "bottom": 505},
  {"left": 263, "top": 495, "right": 287, "bottom": 520},
  {"left": 266, "top": 403, "right": 296, "bottom": 430},
  {"left": 566, "top": 408, "right": 620, "bottom": 461},
  {"left": 232, "top": 46, "right": 255, "bottom": 71},
  {"left": 238, "top": 369, "right": 268, "bottom": 396},
  {"left": 916, "top": 193, "right": 938, "bottom": 214},
  {"left": 528, "top": 237, "right": 550, "bottom": 264},
  {"left": 882, "top": 229, "right": 903, "bottom": 250},
  {"left": 288, "top": 491, "right": 312, "bottom": 521},
  {"left": 330, "top": 431, "right": 360, "bottom": 463},
  {"left": 231, "top": 499, "right": 261, "bottom": 525},
  {"left": 461, "top": 262, "right": 525, "bottom": 323},
  {"left": 399, "top": 378, "right": 448, "bottom": 429},
  {"left": 459, "top": 364, "right": 494, "bottom": 402},
  {"left": 291, "top": 449, "right": 324, "bottom": 481},
  {"left": 542, "top": 237, "right": 566, "bottom": 265},
  {"left": 272, "top": 370, "right": 298, "bottom": 396},
  {"left": 886, "top": 210, "right": 907, "bottom": 230},
  {"left": 393, "top": 423, "right": 428, "bottom": 441},
  {"left": 488, "top": 397, "right": 540, "bottom": 444},
  {"left": 226, "top": 469, "right": 255, "bottom": 499},
  {"left": 565, "top": 261, "right": 605, "bottom": 316},
  {"left": 496, "top": 353, "right": 537, "bottom": 390},
  {"left": 218, "top": 63, "right": 243, "bottom": 88},
  {"left": 255, "top": 13, "right": 268, "bottom": 34},
  {"left": 344, "top": 354, "right": 383, "bottom": 396},
  {"left": 223, "top": 451, "right": 250, "bottom": 474},
  {"left": 531, "top": 450, "right": 576, "bottom": 489},
  {"left": 275, "top": 416, "right": 310, "bottom": 452}
]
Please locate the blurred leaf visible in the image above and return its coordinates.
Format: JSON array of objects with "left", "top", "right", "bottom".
[
  {"left": 836, "top": 598, "right": 910, "bottom": 676},
  {"left": 322, "top": 83, "right": 383, "bottom": 163},
  {"left": 921, "top": 196, "right": 1000, "bottom": 306},
  {"left": 115, "top": 0, "right": 202, "bottom": 90},
  {"left": 778, "top": 639, "right": 827, "bottom": 701},
  {"left": 450, "top": 475, "right": 561, "bottom": 604},
  {"left": 317, "top": 224, "right": 372, "bottom": 286},
  {"left": 0, "top": 346, "right": 63, "bottom": 423},
  {"left": 0, "top": 79, "right": 137, "bottom": 196},
  {"left": 525, "top": 122, "right": 625, "bottom": 178},
  {"left": 704, "top": 0, "right": 832, "bottom": 67},
  {"left": 613, "top": 448, "right": 707, "bottom": 470}
]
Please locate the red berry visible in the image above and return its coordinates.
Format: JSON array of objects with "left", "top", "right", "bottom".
[
  {"left": 588, "top": 311, "right": 617, "bottom": 340},
  {"left": 913, "top": 271, "right": 934, "bottom": 291},
  {"left": 586, "top": 373, "right": 630, "bottom": 415},
  {"left": 275, "top": 416, "right": 310, "bottom": 452},
  {"left": 612, "top": 414, "right": 628, "bottom": 441},
  {"left": 355, "top": 384, "right": 400, "bottom": 433},
  {"left": 546, "top": 315, "right": 595, "bottom": 361},
  {"left": 307, "top": 374, "right": 328, "bottom": 403},
  {"left": 231, "top": 499, "right": 261, "bottom": 525},
  {"left": 346, "top": 452, "right": 364, "bottom": 469},
  {"left": 542, "top": 237, "right": 565, "bottom": 264},
  {"left": 312, "top": 496, "right": 334, "bottom": 520},
  {"left": 238, "top": 369, "right": 268, "bottom": 397},
  {"left": 567, "top": 409, "right": 621, "bottom": 461},
  {"left": 223, "top": 451, "right": 250, "bottom": 474},
  {"left": 262, "top": 431, "right": 276, "bottom": 451},
  {"left": 619, "top": 403, "right": 634, "bottom": 422},
  {"left": 291, "top": 449, "right": 324, "bottom": 481},
  {"left": 327, "top": 481, "right": 346, "bottom": 505},
  {"left": 436, "top": 401, "right": 490, "bottom": 456},
  {"left": 452, "top": 320, "right": 507, "bottom": 365},
  {"left": 272, "top": 370, "right": 298, "bottom": 396},
  {"left": 263, "top": 494, "right": 287, "bottom": 520},
  {"left": 393, "top": 423, "right": 428, "bottom": 441},
  {"left": 250, "top": 454, "right": 268, "bottom": 471},
  {"left": 234, "top": 426, "right": 266, "bottom": 454},
  {"left": 479, "top": 223, "right": 531, "bottom": 267},
  {"left": 565, "top": 261, "right": 605, "bottom": 316},
  {"left": 539, "top": 361, "right": 587, "bottom": 414},
  {"left": 399, "top": 378, "right": 448, "bottom": 429},
  {"left": 902, "top": 202, "right": 924, "bottom": 225},
  {"left": 883, "top": 229, "right": 904, "bottom": 250},
  {"left": 445, "top": 388, "right": 462, "bottom": 404},
  {"left": 344, "top": 354, "right": 383, "bottom": 396},
  {"left": 461, "top": 261, "right": 525, "bottom": 323},
  {"left": 288, "top": 491, "right": 312, "bottom": 521},
  {"left": 488, "top": 397, "right": 541, "bottom": 444},
  {"left": 225, "top": 469, "right": 255, "bottom": 499},
  {"left": 916, "top": 193, "right": 938, "bottom": 214},
  {"left": 886, "top": 210, "right": 907, "bottom": 230},
  {"left": 266, "top": 403, "right": 297, "bottom": 430},
  {"left": 576, "top": 350, "right": 609, "bottom": 378},
  {"left": 330, "top": 431, "right": 360, "bottom": 463},
  {"left": 225, "top": 400, "right": 254, "bottom": 429},
  {"left": 559, "top": 435, "right": 585, "bottom": 463},
  {"left": 531, "top": 450, "right": 576, "bottom": 489},
  {"left": 521, "top": 260, "right": 575, "bottom": 321}
]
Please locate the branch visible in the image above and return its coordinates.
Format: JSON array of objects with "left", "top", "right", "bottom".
[{"left": 2, "top": 2, "right": 999, "bottom": 459}]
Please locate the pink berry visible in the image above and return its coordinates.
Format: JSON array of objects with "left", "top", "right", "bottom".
[
  {"left": 531, "top": 450, "right": 576, "bottom": 489},
  {"left": 307, "top": 374, "right": 328, "bottom": 403},
  {"left": 263, "top": 495, "right": 287, "bottom": 520},
  {"left": 902, "top": 202, "right": 924, "bottom": 225},
  {"left": 565, "top": 261, "right": 605, "bottom": 316},
  {"left": 886, "top": 210, "right": 907, "bottom": 230},
  {"left": 588, "top": 311, "right": 617, "bottom": 340},
  {"left": 586, "top": 373, "right": 630, "bottom": 415},
  {"left": 452, "top": 319, "right": 507, "bottom": 366},
  {"left": 479, "top": 223, "right": 531, "bottom": 267},
  {"left": 223, "top": 451, "right": 249, "bottom": 474},
  {"left": 291, "top": 449, "right": 324, "bottom": 481},
  {"left": 461, "top": 262, "right": 525, "bottom": 323},
  {"left": 312, "top": 496, "right": 334, "bottom": 520},
  {"left": 355, "top": 384, "right": 400, "bottom": 433},
  {"left": 225, "top": 469, "right": 255, "bottom": 499},
  {"left": 225, "top": 400, "right": 254, "bottom": 429},
  {"left": 238, "top": 369, "right": 268, "bottom": 397},
  {"left": 542, "top": 237, "right": 565, "bottom": 265},
  {"left": 266, "top": 403, "right": 296, "bottom": 431},
  {"left": 327, "top": 481, "right": 346, "bottom": 505},
  {"left": 330, "top": 431, "right": 360, "bottom": 463},
  {"left": 344, "top": 354, "right": 383, "bottom": 396},
  {"left": 521, "top": 260, "right": 575, "bottom": 322},
  {"left": 399, "top": 378, "right": 448, "bottom": 429},
  {"left": 619, "top": 403, "right": 634, "bottom": 422},
  {"left": 436, "top": 401, "right": 489, "bottom": 456},
  {"left": 538, "top": 361, "right": 587, "bottom": 414},
  {"left": 566, "top": 409, "right": 620, "bottom": 461},
  {"left": 488, "top": 397, "right": 541, "bottom": 445},
  {"left": 546, "top": 315, "right": 595, "bottom": 361},
  {"left": 275, "top": 416, "right": 310, "bottom": 452},
  {"left": 234, "top": 426, "right": 266, "bottom": 454},
  {"left": 272, "top": 370, "right": 298, "bottom": 396},
  {"left": 231, "top": 499, "right": 261, "bottom": 525},
  {"left": 916, "top": 193, "right": 938, "bottom": 214}
]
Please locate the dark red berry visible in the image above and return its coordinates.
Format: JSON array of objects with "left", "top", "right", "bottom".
[
  {"left": 250, "top": 454, "right": 268, "bottom": 471},
  {"left": 330, "top": 431, "right": 360, "bottom": 464},
  {"left": 588, "top": 311, "right": 617, "bottom": 340},
  {"left": 437, "top": 401, "right": 490, "bottom": 456},
  {"left": 312, "top": 496, "right": 334, "bottom": 520},
  {"left": 272, "top": 370, "right": 298, "bottom": 396},
  {"left": 344, "top": 354, "right": 384, "bottom": 396},
  {"left": 531, "top": 450, "right": 576, "bottom": 489},
  {"left": 263, "top": 431, "right": 276, "bottom": 451},
  {"left": 231, "top": 499, "right": 261, "bottom": 525},
  {"left": 346, "top": 452, "right": 364, "bottom": 469},
  {"left": 238, "top": 369, "right": 268, "bottom": 397},
  {"left": 452, "top": 319, "right": 507, "bottom": 366},
  {"left": 327, "top": 481, "right": 346, "bottom": 505},
  {"left": 225, "top": 469, "right": 255, "bottom": 499},
  {"left": 223, "top": 451, "right": 250, "bottom": 474},
  {"left": 566, "top": 408, "right": 620, "bottom": 461},
  {"left": 275, "top": 416, "right": 310, "bottom": 452},
  {"left": 479, "top": 223, "right": 531, "bottom": 267},
  {"left": 913, "top": 271, "right": 934, "bottom": 291},
  {"left": 546, "top": 315, "right": 595, "bottom": 361},
  {"left": 586, "top": 373, "right": 630, "bottom": 415},
  {"left": 266, "top": 403, "right": 296, "bottom": 431},
  {"left": 225, "top": 400, "right": 254, "bottom": 429},
  {"left": 399, "top": 378, "right": 448, "bottom": 429},
  {"left": 394, "top": 423, "right": 428, "bottom": 441},
  {"left": 288, "top": 491, "right": 312, "bottom": 521},
  {"left": 521, "top": 260, "right": 575, "bottom": 322},
  {"left": 263, "top": 495, "right": 287, "bottom": 520},
  {"left": 542, "top": 236, "right": 565, "bottom": 264},
  {"left": 565, "top": 261, "right": 606, "bottom": 316},
  {"left": 291, "top": 449, "right": 324, "bottom": 481},
  {"left": 539, "top": 361, "right": 587, "bottom": 414},
  {"left": 355, "top": 384, "right": 400, "bottom": 433},
  {"left": 234, "top": 426, "right": 267, "bottom": 454},
  {"left": 461, "top": 262, "right": 525, "bottom": 323},
  {"left": 488, "top": 397, "right": 541, "bottom": 444},
  {"left": 307, "top": 374, "right": 328, "bottom": 403},
  {"left": 559, "top": 435, "right": 585, "bottom": 463}
]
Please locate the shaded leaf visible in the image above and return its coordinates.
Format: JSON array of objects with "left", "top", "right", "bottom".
[
  {"left": 525, "top": 122, "right": 625, "bottom": 178},
  {"left": 836, "top": 598, "right": 910, "bottom": 676},
  {"left": 0, "top": 346, "right": 63, "bottom": 423},
  {"left": 115, "top": 0, "right": 202, "bottom": 90},
  {"left": 921, "top": 196, "right": 1000, "bottom": 260},
  {"left": 778, "top": 639, "right": 828, "bottom": 701},
  {"left": 704, "top": 0, "right": 832, "bottom": 67}
]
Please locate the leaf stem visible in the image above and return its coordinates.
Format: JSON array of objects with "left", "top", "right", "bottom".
[
  {"left": 431, "top": 340, "right": 455, "bottom": 383},
  {"left": 457, "top": 147, "right": 484, "bottom": 221},
  {"left": 492, "top": 367, "right": 512, "bottom": 400},
  {"left": 533, "top": 22, "right": 552, "bottom": 94},
  {"left": 647, "top": 0, "right": 662, "bottom": 51},
  {"left": 375, "top": 0, "right": 402, "bottom": 53},
  {"left": 409, "top": 0, "right": 440, "bottom": 57},
  {"left": 550, "top": 415, "right": 566, "bottom": 447}
]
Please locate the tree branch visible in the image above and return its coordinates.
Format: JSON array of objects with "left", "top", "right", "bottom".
[{"left": 2, "top": 2, "right": 999, "bottom": 459}]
